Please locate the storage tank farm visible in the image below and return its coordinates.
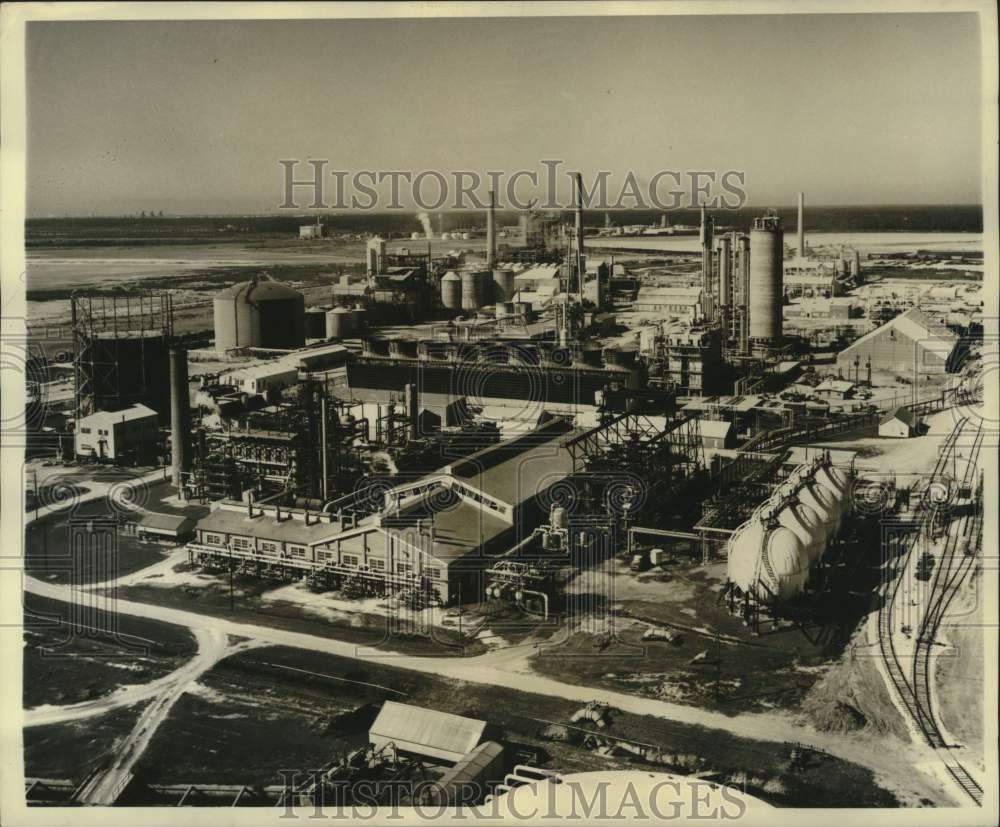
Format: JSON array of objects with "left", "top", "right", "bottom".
[
  {"left": 748, "top": 213, "right": 784, "bottom": 342},
  {"left": 213, "top": 276, "right": 306, "bottom": 352},
  {"left": 726, "top": 458, "right": 851, "bottom": 607}
]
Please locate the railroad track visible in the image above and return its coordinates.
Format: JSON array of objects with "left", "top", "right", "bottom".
[{"left": 875, "top": 416, "right": 984, "bottom": 806}]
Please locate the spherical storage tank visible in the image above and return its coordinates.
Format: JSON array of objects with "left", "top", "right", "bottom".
[
  {"left": 727, "top": 515, "right": 809, "bottom": 601},
  {"left": 814, "top": 463, "right": 850, "bottom": 519},
  {"left": 749, "top": 215, "right": 784, "bottom": 341},
  {"left": 325, "top": 306, "right": 354, "bottom": 339},
  {"left": 796, "top": 476, "right": 840, "bottom": 541},
  {"left": 440, "top": 271, "right": 462, "bottom": 310},
  {"left": 214, "top": 278, "right": 305, "bottom": 352},
  {"left": 775, "top": 500, "right": 825, "bottom": 564}
]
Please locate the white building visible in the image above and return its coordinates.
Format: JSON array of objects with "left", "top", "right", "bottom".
[
  {"left": 223, "top": 363, "right": 299, "bottom": 395},
  {"left": 74, "top": 404, "right": 159, "bottom": 461},
  {"left": 879, "top": 408, "right": 918, "bottom": 439}
]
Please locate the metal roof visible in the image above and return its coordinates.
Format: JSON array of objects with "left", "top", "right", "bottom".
[
  {"left": 138, "top": 512, "right": 195, "bottom": 533},
  {"left": 215, "top": 279, "right": 302, "bottom": 301},
  {"left": 195, "top": 505, "right": 341, "bottom": 545},
  {"left": 369, "top": 701, "right": 486, "bottom": 763}
]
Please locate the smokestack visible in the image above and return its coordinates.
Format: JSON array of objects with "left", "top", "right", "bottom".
[
  {"left": 797, "top": 192, "right": 805, "bottom": 257},
  {"left": 700, "top": 207, "right": 715, "bottom": 320},
  {"left": 169, "top": 348, "right": 192, "bottom": 492},
  {"left": 486, "top": 190, "right": 496, "bottom": 269},
  {"left": 574, "top": 174, "right": 586, "bottom": 296},
  {"left": 738, "top": 235, "right": 751, "bottom": 355}
]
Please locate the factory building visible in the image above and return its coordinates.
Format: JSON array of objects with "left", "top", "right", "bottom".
[
  {"left": 74, "top": 403, "right": 159, "bottom": 462},
  {"left": 213, "top": 276, "right": 306, "bottom": 353},
  {"left": 836, "top": 307, "right": 959, "bottom": 376},
  {"left": 646, "top": 324, "right": 727, "bottom": 397},
  {"left": 632, "top": 286, "right": 705, "bottom": 321},
  {"left": 187, "top": 419, "right": 577, "bottom": 605}
]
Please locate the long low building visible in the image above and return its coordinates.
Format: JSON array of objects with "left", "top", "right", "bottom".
[{"left": 186, "top": 418, "right": 577, "bottom": 604}]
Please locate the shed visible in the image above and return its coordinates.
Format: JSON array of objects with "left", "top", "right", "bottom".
[
  {"left": 699, "top": 419, "right": 735, "bottom": 449},
  {"left": 879, "top": 407, "right": 918, "bottom": 439},
  {"left": 137, "top": 511, "right": 196, "bottom": 541},
  {"left": 369, "top": 701, "right": 487, "bottom": 764}
]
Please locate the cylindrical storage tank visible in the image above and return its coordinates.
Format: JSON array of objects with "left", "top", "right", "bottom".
[
  {"left": 441, "top": 271, "right": 462, "bottom": 310},
  {"left": 476, "top": 270, "right": 493, "bottom": 306},
  {"left": 495, "top": 301, "right": 514, "bottom": 320},
  {"left": 749, "top": 216, "right": 784, "bottom": 341},
  {"left": 305, "top": 307, "right": 327, "bottom": 339},
  {"left": 253, "top": 281, "right": 306, "bottom": 349},
  {"left": 325, "top": 306, "right": 353, "bottom": 339},
  {"left": 492, "top": 269, "right": 516, "bottom": 302},
  {"left": 349, "top": 307, "right": 366, "bottom": 332},
  {"left": 214, "top": 282, "right": 260, "bottom": 352},
  {"left": 461, "top": 232, "right": 470, "bottom": 240},
  {"left": 460, "top": 271, "right": 481, "bottom": 312}
]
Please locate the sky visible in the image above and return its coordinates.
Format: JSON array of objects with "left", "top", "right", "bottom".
[{"left": 25, "top": 12, "right": 984, "bottom": 216}]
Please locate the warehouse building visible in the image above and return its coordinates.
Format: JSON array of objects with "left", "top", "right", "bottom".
[{"left": 836, "top": 308, "right": 959, "bottom": 376}]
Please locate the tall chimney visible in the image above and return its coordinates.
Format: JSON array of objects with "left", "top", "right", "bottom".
[
  {"left": 169, "top": 348, "right": 192, "bottom": 492},
  {"left": 486, "top": 190, "right": 496, "bottom": 269},
  {"left": 797, "top": 191, "right": 805, "bottom": 258},
  {"left": 700, "top": 206, "right": 715, "bottom": 320},
  {"left": 575, "top": 173, "right": 586, "bottom": 297}
]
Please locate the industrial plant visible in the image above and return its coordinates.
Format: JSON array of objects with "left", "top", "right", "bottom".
[{"left": 21, "top": 188, "right": 988, "bottom": 812}]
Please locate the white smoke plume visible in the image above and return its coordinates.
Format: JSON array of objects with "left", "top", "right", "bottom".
[{"left": 416, "top": 212, "right": 434, "bottom": 239}]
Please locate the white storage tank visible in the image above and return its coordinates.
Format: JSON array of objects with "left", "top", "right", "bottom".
[
  {"left": 441, "top": 271, "right": 462, "bottom": 310},
  {"left": 727, "top": 515, "right": 810, "bottom": 601},
  {"left": 325, "top": 306, "right": 354, "bottom": 339}
]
